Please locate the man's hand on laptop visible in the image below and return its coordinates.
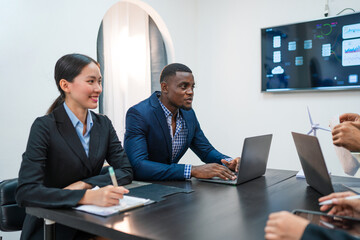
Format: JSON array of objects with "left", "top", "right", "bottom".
[
  {"left": 191, "top": 163, "right": 236, "bottom": 180},
  {"left": 221, "top": 157, "right": 241, "bottom": 172}
]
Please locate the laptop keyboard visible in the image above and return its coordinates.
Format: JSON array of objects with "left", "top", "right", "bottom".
[{"left": 210, "top": 178, "right": 237, "bottom": 184}]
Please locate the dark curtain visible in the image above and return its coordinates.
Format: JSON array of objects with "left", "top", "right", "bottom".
[
  {"left": 149, "top": 16, "right": 168, "bottom": 93},
  {"left": 97, "top": 21, "right": 105, "bottom": 114}
]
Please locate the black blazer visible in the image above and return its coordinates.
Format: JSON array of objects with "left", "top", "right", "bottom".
[{"left": 16, "top": 105, "right": 133, "bottom": 240}]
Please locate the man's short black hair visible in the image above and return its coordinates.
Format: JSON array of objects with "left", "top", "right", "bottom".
[{"left": 160, "top": 63, "right": 192, "bottom": 83}]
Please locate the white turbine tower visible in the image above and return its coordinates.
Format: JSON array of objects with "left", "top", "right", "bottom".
[{"left": 307, "top": 106, "right": 331, "bottom": 136}]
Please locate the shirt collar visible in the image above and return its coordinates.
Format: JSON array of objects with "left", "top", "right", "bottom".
[
  {"left": 63, "top": 102, "right": 93, "bottom": 129},
  {"left": 157, "top": 95, "right": 180, "bottom": 119}
]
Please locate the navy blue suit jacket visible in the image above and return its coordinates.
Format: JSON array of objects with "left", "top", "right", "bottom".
[{"left": 124, "top": 91, "right": 228, "bottom": 180}]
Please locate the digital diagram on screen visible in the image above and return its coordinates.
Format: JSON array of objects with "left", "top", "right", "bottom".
[
  {"left": 343, "top": 38, "right": 360, "bottom": 66},
  {"left": 261, "top": 12, "right": 360, "bottom": 91}
]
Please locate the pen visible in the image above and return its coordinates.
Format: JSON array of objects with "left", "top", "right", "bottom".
[
  {"left": 319, "top": 195, "right": 360, "bottom": 205},
  {"left": 108, "top": 166, "right": 123, "bottom": 206}
]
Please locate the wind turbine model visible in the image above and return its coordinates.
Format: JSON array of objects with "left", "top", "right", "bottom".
[{"left": 307, "top": 106, "right": 331, "bottom": 136}]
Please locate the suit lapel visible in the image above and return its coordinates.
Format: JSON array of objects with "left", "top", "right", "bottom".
[
  {"left": 181, "top": 109, "right": 194, "bottom": 148},
  {"left": 150, "top": 93, "right": 172, "bottom": 161},
  {"left": 88, "top": 112, "right": 100, "bottom": 171},
  {"left": 53, "top": 105, "right": 92, "bottom": 172}
]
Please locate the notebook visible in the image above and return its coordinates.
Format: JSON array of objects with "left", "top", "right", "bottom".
[{"left": 75, "top": 195, "right": 153, "bottom": 217}]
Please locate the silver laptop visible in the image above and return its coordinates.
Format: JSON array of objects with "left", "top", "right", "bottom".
[
  {"left": 199, "top": 134, "right": 272, "bottom": 185},
  {"left": 291, "top": 132, "right": 359, "bottom": 195}
]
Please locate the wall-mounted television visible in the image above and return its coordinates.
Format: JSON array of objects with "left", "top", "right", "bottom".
[{"left": 261, "top": 12, "right": 360, "bottom": 92}]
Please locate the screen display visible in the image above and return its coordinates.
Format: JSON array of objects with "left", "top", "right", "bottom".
[
  {"left": 261, "top": 12, "right": 360, "bottom": 92},
  {"left": 293, "top": 209, "right": 360, "bottom": 237}
]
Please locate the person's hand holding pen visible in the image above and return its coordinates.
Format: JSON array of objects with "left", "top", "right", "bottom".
[
  {"left": 319, "top": 192, "right": 360, "bottom": 219},
  {"left": 108, "top": 166, "right": 128, "bottom": 206},
  {"left": 78, "top": 167, "right": 129, "bottom": 207}
]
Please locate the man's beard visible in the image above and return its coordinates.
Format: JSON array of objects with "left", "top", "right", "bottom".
[
  {"left": 168, "top": 99, "right": 192, "bottom": 111},
  {"left": 180, "top": 105, "right": 192, "bottom": 111}
]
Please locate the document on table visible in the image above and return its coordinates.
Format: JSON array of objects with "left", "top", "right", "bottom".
[
  {"left": 296, "top": 169, "right": 306, "bottom": 178},
  {"left": 75, "top": 195, "right": 154, "bottom": 217}
]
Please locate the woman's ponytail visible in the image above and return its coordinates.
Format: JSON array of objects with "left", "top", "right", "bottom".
[{"left": 46, "top": 95, "right": 64, "bottom": 115}]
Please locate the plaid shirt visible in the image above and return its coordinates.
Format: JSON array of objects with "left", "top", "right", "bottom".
[{"left": 158, "top": 98, "right": 192, "bottom": 179}]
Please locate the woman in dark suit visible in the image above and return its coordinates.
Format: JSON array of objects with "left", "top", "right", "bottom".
[{"left": 16, "top": 53, "right": 133, "bottom": 239}]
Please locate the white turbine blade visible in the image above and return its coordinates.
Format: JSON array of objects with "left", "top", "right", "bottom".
[
  {"left": 307, "top": 106, "right": 314, "bottom": 125},
  {"left": 316, "top": 126, "right": 331, "bottom": 132},
  {"left": 307, "top": 129, "right": 313, "bottom": 135}
]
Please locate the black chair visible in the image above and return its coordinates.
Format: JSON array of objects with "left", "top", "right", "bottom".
[{"left": 0, "top": 178, "right": 26, "bottom": 231}]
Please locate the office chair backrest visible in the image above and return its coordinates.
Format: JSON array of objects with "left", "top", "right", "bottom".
[{"left": 0, "top": 178, "right": 26, "bottom": 231}]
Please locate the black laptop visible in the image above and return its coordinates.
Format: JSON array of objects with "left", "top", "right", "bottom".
[
  {"left": 291, "top": 132, "right": 359, "bottom": 195},
  {"left": 198, "top": 134, "right": 272, "bottom": 185}
]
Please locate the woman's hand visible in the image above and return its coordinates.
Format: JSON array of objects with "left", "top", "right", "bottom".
[
  {"left": 319, "top": 192, "right": 360, "bottom": 218},
  {"left": 79, "top": 185, "right": 129, "bottom": 207},
  {"left": 319, "top": 191, "right": 356, "bottom": 212}
]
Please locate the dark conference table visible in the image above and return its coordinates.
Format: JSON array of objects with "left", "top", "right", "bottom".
[{"left": 26, "top": 169, "right": 360, "bottom": 240}]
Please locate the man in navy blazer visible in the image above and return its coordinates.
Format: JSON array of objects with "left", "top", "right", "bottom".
[{"left": 124, "top": 63, "right": 239, "bottom": 181}]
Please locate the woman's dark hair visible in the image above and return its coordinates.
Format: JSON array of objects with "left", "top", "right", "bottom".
[{"left": 47, "top": 53, "right": 99, "bottom": 114}]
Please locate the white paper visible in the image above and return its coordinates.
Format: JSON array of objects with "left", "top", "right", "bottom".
[
  {"left": 330, "top": 116, "right": 360, "bottom": 176},
  {"left": 75, "top": 195, "right": 153, "bottom": 216},
  {"left": 296, "top": 169, "right": 306, "bottom": 178}
]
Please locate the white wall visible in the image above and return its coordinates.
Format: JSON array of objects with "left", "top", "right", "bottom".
[
  {"left": 1, "top": 0, "right": 360, "bottom": 239},
  {"left": 182, "top": 0, "right": 360, "bottom": 177}
]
